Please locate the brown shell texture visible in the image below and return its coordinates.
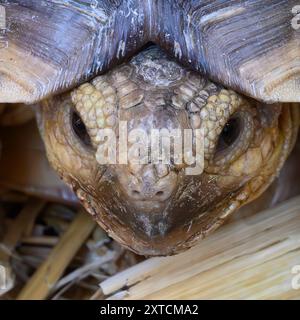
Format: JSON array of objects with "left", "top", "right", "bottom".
[{"left": 0, "top": 0, "right": 299, "bottom": 103}]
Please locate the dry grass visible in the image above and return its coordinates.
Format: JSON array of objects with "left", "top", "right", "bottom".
[{"left": 0, "top": 191, "right": 141, "bottom": 300}]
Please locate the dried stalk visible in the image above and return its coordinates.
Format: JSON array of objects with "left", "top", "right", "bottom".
[
  {"left": 17, "top": 210, "right": 96, "bottom": 300},
  {"left": 101, "top": 196, "right": 300, "bottom": 300},
  {"left": 0, "top": 198, "right": 45, "bottom": 296},
  {"left": 0, "top": 198, "right": 45, "bottom": 263}
]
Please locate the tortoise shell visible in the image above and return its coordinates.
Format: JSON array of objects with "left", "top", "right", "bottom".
[{"left": 0, "top": 0, "right": 299, "bottom": 103}]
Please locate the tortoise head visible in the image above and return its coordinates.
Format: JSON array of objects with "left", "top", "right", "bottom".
[{"left": 40, "top": 47, "right": 299, "bottom": 255}]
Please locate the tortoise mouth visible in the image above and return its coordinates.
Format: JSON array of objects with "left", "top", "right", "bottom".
[{"left": 80, "top": 183, "right": 245, "bottom": 256}]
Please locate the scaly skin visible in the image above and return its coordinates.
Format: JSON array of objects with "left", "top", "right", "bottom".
[{"left": 39, "top": 48, "right": 299, "bottom": 256}]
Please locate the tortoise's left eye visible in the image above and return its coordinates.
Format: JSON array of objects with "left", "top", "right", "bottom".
[{"left": 71, "top": 110, "right": 92, "bottom": 148}]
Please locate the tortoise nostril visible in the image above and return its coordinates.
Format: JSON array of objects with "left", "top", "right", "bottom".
[{"left": 120, "top": 165, "right": 178, "bottom": 202}]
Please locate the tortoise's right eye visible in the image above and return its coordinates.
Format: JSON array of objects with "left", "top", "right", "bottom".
[
  {"left": 214, "top": 109, "right": 254, "bottom": 166},
  {"left": 216, "top": 116, "right": 242, "bottom": 153},
  {"left": 71, "top": 110, "right": 92, "bottom": 148}
]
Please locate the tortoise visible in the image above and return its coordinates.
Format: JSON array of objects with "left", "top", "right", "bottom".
[{"left": 0, "top": 0, "right": 299, "bottom": 256}]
